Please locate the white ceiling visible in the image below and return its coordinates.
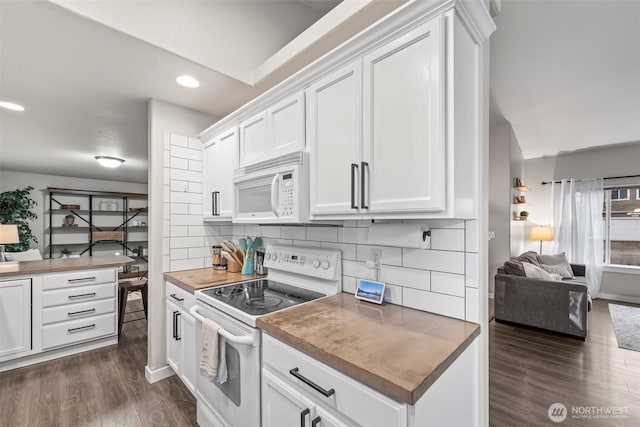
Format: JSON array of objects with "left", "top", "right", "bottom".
[
  {"left": 490, "top": 0, "right": 640, "bottom": 159},
  {"left": 1, "top": 0, "right": 402, "bottom": 183}
]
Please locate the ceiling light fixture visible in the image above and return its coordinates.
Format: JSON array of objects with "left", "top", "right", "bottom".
[
  {"left": 95, "top": 156, "right": 125, "bottom": 168},
  {"left": 176, "top": 75, "right": 200, "bottom": 88},
  {"left": 0, "top": 101, "right": 25, "bottom": 111}
]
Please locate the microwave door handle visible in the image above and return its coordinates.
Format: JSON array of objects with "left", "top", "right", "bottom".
[{"left": 271, "top": 174, "right": 280, "bottom": 217}]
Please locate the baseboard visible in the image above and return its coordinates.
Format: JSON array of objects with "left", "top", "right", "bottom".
[
  {"left": 598, "top": 293, "right": 640, "bottom": 305},
  {"left": 145, "top": 364, "right": 175, "bottom": 383}
]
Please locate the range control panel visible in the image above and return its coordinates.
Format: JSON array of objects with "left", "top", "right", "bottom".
[{"left": 264, "top": 244, "right": 341, "bottom": 281}]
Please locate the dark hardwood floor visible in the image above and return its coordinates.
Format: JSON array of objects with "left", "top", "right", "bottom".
[
  {"left": 0, "top": 299, "right": 197, "bottom": 427},
  {"left": 490, "top": 299, "right": 640, "bottom": 426}
]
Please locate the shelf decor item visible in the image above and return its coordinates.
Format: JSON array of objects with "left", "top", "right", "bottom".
[
  {"left": 63, "top": 214, "right": 76, "bottom": 227},
  {"left": 0, "top": 186, "right": 37, "bottom": 252},
  {"left": 519, "top": 211, "right": 529, "bottom": 220}
]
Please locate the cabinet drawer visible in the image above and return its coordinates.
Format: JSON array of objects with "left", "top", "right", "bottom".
[
  {"left": 42, "top": 269, "right": 116, "bottom": 291},
  {"left": 42, "top": 283, "right": 116, "bottom": 308},
  {"left": 166, "top": 281, "right": 196, "bottom": 310},
  {"left": 263, "top": 334, "right": 406, "bottom": 427},
  {"left": 41, "top": 313, "right": 116, "bottom": 350},
  {"left": 42, "top": 297, "right": 116, "bottom": 325}
]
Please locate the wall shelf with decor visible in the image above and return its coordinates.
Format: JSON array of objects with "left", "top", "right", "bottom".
[
  {"left": 46, "top": 188, "right": 148, "bottom": 277},
  {"left": 512, "top": 177, "right": 530, "bottom": 221}
]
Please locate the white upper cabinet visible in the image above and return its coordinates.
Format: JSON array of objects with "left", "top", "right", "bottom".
[
  {"left": 362, "top": 17, "right": 445, "bottom": 214},
  {"left": 203, "top": 127, "right": 238, "bottom": 221},
  {"left": 307, "top": 61, "right": 362, "bottom": 215},
  {"left": 239, "top": 91, "right": 305, "bottom": 167}
]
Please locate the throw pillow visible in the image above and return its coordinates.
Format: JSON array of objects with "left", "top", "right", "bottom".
[
  {"left": 537, "top": 252, "right": 574, "bottom": 278},
  {"left": 3, "top": 248, "right": 43, "bottom": 261},
  {"left": 502, "top": 251, "right": 542, "bottom": 276},
  {"left": 522, "top": 262, "right": 562, "bottom": 281}
]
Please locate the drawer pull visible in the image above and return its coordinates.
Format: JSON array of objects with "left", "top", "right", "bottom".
[
  {"left": 68, "top": 277, "right": 96, "bottom": 283},
  {"left": 289, "top": 368, "right": 335, "bottom": 397},
  {"left": 68, "top": 308, "right": 96, "bottom": 317},
  {"left": 300, "top": 408, "right": 310, "bottom": 427},
  {"left": 68, "top": 292, "right": 97, "bottom": 300},
  {"left": 170, "top": 293, "right": 184, "bottom": 302},
  {"left": 311, "top": 416, "right": 321, "bottom": 427},
  {"left": 68, "top": 324, "right": 96, "bottom": 333}
]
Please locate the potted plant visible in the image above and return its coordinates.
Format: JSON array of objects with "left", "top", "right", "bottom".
[
  {"left": 0, "top": 186, "right": 37, "bottom": 251},
  {"left": 61, "top": 248, "right": 71, "bottom": 258},
  {"left": 519, "top": 210, "right": 529, "bottom": 220}
]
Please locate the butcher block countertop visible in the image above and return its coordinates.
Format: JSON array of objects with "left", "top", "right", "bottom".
[
  {"left": 257, "top": 293, "right": 480, "bottom": 405},
  {"left": 0, "top": 256, "right": 134, "bottom": 277},
  {"left": 163, "top": 268, "right": 265, "bottom": 293}
]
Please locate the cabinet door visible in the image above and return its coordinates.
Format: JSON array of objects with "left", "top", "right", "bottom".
[
  {"left": 216, "top": 127, "right": 239, "bottom": 217},
  {"left": 307, "top": 61, "right": 362, "bottom": 215},
  {"left": 362, "top": 17, "right": 446, "bottom": 213},
  {"left": 263, "top": 368, "right": 315, "bottom": 427},
  {"left": 166, "top": 300, "right": 181, "bottom": 375},
  {"left": 314, "top": 406, "right": 350, "bottom": 427},
  {"left": 268, "top": 91, "right": 305, "bottom": 158},
  {"left": 239, "top": 112, "right": 268, "bottom": 167},
  {"left": 179, "top": 310, "right": 196, "bottom": 394},
  {"left": 0, "top": 279, "right": 31, "bottom": 360},
  {"left": 203, "top": 137, "right": 219, "bottom": 217}
]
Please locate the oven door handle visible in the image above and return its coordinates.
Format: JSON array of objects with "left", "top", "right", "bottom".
[{"left": 189, "top": 306, "right": 255, "bottom": 346}]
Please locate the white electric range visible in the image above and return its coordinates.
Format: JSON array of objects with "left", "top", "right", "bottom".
[{"left": 190, "top": 245, "right": 342, "bottom": 427}]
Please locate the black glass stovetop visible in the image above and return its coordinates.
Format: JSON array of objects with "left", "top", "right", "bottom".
[{"left": 200, "top": 279, "right": 325, "bottom": 316}]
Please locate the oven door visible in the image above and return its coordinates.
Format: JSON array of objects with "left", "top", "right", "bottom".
[{"left": 190, "top": 303, "right": 261, "bottom": 427}]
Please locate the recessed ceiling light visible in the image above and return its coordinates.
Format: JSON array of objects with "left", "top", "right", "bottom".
[
  {"left": 0, "top": 101, "right": 25, "bottom": 111},
  {"left": 176, "top": 75, "right": 200, "bottom": 88},
  {"left": 95, "top": 156, "right": 125, "bottom": 168}
]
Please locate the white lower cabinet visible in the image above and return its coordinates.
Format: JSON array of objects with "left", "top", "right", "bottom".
[
  {"left": 0, "top": 278, "right": 31, "bottom": 361},
  {"left": 165, "top": 281, "right": 196, "bottom": 395},
  {"left": 263, "top": 368, "right": 316, "bottom": 427}
]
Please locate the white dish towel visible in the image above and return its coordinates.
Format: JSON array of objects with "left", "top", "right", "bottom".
[{"left": 200, "top": 318, "right": 223, "bottom": 381}]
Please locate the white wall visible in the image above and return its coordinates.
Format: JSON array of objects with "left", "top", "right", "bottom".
[
  {"left": 147, "top": 100, "right": 216, "bottom": 379},
  {"left": 0, "top": 170, "right": 147, "bottom": 257},
  {"left": 523, "top": 142, "right": 640, "bottom": 299}
]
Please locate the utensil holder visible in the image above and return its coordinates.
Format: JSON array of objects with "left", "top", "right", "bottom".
[
  {"left": 241, "top": 257, "right": 254, "bottom": 275},
  {"left": 227, "top": 260, "right": 241, "bottom": 273}
]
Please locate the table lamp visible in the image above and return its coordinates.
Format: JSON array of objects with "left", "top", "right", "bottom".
[
  {"left": 530, "top": 226, "right": 553, "bottom": 254},
  {"left": 0, "top": 224, "right": 20, "bottom": 262}
]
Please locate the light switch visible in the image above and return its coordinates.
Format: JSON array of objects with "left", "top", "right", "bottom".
[{"left": 488, "top": 231, "right": 496, "bottom": 240}]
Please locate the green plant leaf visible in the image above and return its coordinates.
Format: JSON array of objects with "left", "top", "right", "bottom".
[{"left": 0, "top": 186, "right": 38, "bottom": 252}]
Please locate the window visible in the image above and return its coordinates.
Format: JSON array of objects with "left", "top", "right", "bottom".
[{"left": 603, "top": 187, "right": 640, "bottom": 266}]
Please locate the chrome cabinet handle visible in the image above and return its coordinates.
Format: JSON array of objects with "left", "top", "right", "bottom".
[
  {"left": 300, "top": 408, "right": 310, "bottom": 427},
  {"left": 169, "top": 293, "right": 184, "bottom": 302},
  {"left": 350, "top": 163, "right": 359, "bottom": 209},
  {"left": 68, "top": 324, "right": 96, "bottom": 333},
  {"left": 68, "top": 277, "right": 96, "bottom": 283},
  {"left": 68, "top": 308, "right": 96, "bottom": 317},
  {"left": 360, "top": 161, "right": 369, "bottom": 209},
  {"left": 212, "top": 191, "right": 220, "bottom": 216},
  {"left": 68, "top": 292, "right": 96, "bottom": 300},
  {"left": 289, "top": 367, "right": 335, "bottom": 397}
]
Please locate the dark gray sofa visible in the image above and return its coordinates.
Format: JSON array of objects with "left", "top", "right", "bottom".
[{"left": 495, "top": 262, "right": 590, "bottom": 340}]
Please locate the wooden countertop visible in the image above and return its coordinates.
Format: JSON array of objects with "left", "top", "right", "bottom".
[
  {"left": 257, "top": 293, "right": 480, "bottom": 405},
  {"left": 163, "top": 268, "right": 265, "bottom": 293},
  {"left": 0, "top": 256, "right": 134, "bottom": 277}
]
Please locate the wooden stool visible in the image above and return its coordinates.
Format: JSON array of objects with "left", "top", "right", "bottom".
[{"left": 118, "top": 279, "right": 148, "bottom": 339}]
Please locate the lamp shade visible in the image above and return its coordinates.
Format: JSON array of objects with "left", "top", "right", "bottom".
[
  {"left": 530, "top": 226, "right": 553, "bottom": 242},
  {"left": 0, "top": 224, "right": 19, "bottom": 244}
]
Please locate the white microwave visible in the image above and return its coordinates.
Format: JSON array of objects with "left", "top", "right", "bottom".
[{"left": 232, "top": 152, "right": 308, "bottom": 224}]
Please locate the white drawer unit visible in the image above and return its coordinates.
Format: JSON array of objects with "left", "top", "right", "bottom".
[
  {"left": 41, "top": 313, "right": 116, "bottom": 350},
  {"left": 41, "top": 298, "right": 116, "bottom": 325},
  {"left": 262, "top": 333, "right": 406, "bottom": 427},
  {"left": 42, "top": 268, "right": 116, "bottom": 291},
  {"left": 165, "top": 281, "right": 196, "bottom": 311},
  {"left": 42, "top": 282, "right": 116, "bottom": 308}
]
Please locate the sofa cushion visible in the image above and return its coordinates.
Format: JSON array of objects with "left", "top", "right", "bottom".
[
  {"left": 537, "top": 252, "right": 574, "bottom": 278},
  {"left": 3, "top": 248, "right": 43, "bottom": 261},
  {"left": 522, "top": 262, "right": 562, "bottom": 281},
  {"left": 503, "top": 251, "right": 541, "bottom": 276}
]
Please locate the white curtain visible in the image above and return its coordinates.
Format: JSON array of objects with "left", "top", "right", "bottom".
[{"left": 551, "top": 178, "right": 604, "bottom": 297}]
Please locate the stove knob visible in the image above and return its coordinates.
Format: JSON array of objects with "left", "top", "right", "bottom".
[
  {"left": 272, "top": 253, "right": 278, "bottom": 261},
  {"left": 312, "top": 259, "right": 320, "bottom": 269},
  {"left": 265, "top": 253, "right": 271, "bottom": 260},
  {"left": 321, "top": 259, "right": 330, "bottom": 270}
]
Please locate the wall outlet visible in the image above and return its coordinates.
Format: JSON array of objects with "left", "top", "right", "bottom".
[
  {"left": 366, "top": 248, "right": 382, "bottom": 269},
  {"left": 488, "top": 231, "right": 496, "bottom": 240}
]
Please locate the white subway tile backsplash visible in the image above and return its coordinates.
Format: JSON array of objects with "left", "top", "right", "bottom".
[
  {"left": 281, "top": 226, "right": 306, "bottom": 240},
  {"left": 188, "top": 160, "right": 203, "bottom": 172},
  {"left": 343, "top": 260, "right": 371, "bottom": 278},
  {"left": 189, "top": 204, "right": 203, "bottom": 215},
  {"left": 171, "top": 225, "right": 189, "bottom": 237},
  {"left": 431, "top": 271, "right": 465, "bottom": 297},
  {"left": 204, "top": 224, "right": 221, "bottom": 235},
  {"left": 171, "top": 258, "right": 205, "bottom": 272},
  {"left": 306, "top": 227, "right": 338, "bottom": 242},
  {"left": 189, "top": 247, "right": 210, "bottom": 258},
  {"left": 342, "top": 276, "right": 357, "bottom": 294},
  {"left": 170, "top": 236, "right": 204, "bottom": 249},
  {"left": 170, "top": 169, "right": 203, "bottom": 183},
  {"left": 293, "top": 240, "right": 321, "bottom": 248},
  {"left": 356, "top": 245, "right": 402, "bottom": 266},
  {"left": 188, "top": 137, "right": 202, "bottom": 150},
  {"left": 423, "top": 219, "right": 465, "bottom": 229},
  {"left": 232, "top": 225, "right": 247, "bottom": 236},
  {"left": 170, "top": 248, "right": 188, "bottom": 260},
  {"left": 402, "top": 288, "right": 465, "bottom": 320},
  {"left": 220, "top": 225, "right": 233, "bottom": 236},
  {"left": 465, "top": 220, "right": 479, "bottom": 253},
  {"left": 380, "top": 265, "right": 430, "bottom": 291},
  {"left": 171, "top": 203, "right": 189, "bottom": 215},
  {"left": 384, "top": 284, "right": 403, "bottom": 305},
  {"left": 261, "top": 226, "right": 281, "bottom": 238},
  {"left": 171, "top": 157, "right": 188, "bottom": 170},
  {"left": 170, "top": 145, "right": 203, "bottom": 161},
  {"left": 188, "top": 225, "right": 206, "bottom": 236},
  {"left": 430, "top": 229, "right": 465, "bottom": 252},
  {"left": 465, "top": 287, "right": 479, "bottom": 322},
  {"left": 321, "top": 242, "right": 356, "bottom": 260},
  {"left": 188, "top": 182, "right": 203, "bottom": 194},
  {"left": 403, "top": 249, "right": 465, "bottom": 274},
  {"left": 171, "top": 191, "right": 202, "bottom": 204},
  {"left": 205, "top": 235, "right": 222, "bottom": 247},
  {"left": 465, "top": 253, "right": 479, "bottom": 288},
  {"left": 171, "top": 180, "right": 189, "bottom": 193},
  {"left": 170, "top": 214, "right": 203, "bottom": 226},
  {"left": 339, "top": 227, "right": 368, "bottom": 244},
  {"left": 170, "top": 134, "right": 188, "bottom": 147}
]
